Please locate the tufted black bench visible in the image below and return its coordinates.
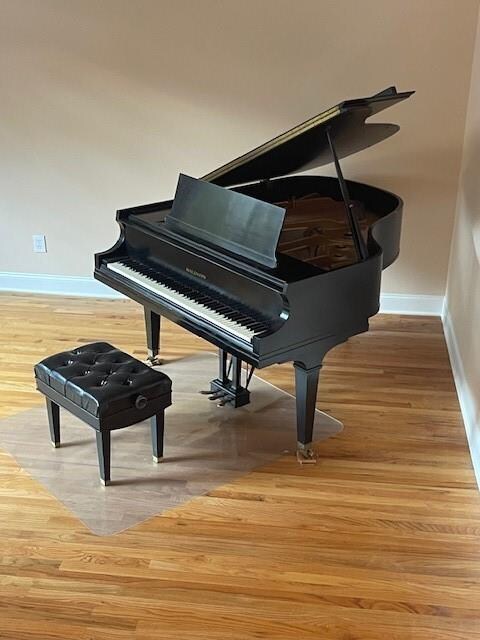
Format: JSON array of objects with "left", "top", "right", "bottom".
[{"left": 34, "top": 342, "right": 172, "bottom": 485}]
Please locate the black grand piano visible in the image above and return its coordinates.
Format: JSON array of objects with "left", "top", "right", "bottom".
[{"left": 95, "top": 86, "right": 413, "bottom": 461}]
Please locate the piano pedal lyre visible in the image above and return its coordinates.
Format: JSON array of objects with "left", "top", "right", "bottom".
[{"left": 199, "top": 350, "right": 253, "bottom": 408}]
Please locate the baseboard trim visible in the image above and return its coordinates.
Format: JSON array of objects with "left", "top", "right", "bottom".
[
  {"left": 0, "top": 272, "right": 124, "bottom": 298},
  {"left": 0, "top": 272, "right": 445, "bottom": 315},
  {"left": 442, "top": 305, "right": 480, "bottom": 488},
  {"left": 379, "top": 293, "right": 444, "bottom": 315}
]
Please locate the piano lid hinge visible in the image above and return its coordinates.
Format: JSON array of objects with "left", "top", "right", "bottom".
[{"left": 325, "top": 128, "right": 368, "bottom": 261}]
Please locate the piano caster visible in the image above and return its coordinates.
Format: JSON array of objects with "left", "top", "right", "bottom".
[
  {"left": 146, "top": 355, "right": 163, "bottom": 367},
  {"left": 296, "top": 443, "right": 317, "bottom": 465}
]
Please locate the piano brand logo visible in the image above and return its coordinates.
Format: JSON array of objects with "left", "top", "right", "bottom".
[{"left": 186, "top": 267, "right": 207, "bottom": 280}]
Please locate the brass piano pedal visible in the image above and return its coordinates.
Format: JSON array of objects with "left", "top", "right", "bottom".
[
  {"left": 199, "top": 389, "right": 230, "bottom": 405},
  {"left": 209, "top": 391, "right": 227, "bottom": 401},
  {"left": 296, "top": 445, "right": 318, "bottom": 465}
]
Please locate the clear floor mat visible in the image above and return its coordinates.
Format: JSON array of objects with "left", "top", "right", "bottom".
[{"left": 0, "top": 353, "right": 342, "bottom": 535}]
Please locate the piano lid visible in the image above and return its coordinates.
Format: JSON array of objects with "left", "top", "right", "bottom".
[{"left": 201, "top": 86, "right": 414, "bottom": 188}]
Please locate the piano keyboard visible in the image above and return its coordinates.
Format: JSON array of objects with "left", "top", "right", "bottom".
[{"left": 106, "top": 259, "right": 269, "bottom": 344}]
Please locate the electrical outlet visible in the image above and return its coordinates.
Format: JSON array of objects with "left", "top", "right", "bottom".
[{"left": 33, "top": 234, "right": 47, "bottom": 253}]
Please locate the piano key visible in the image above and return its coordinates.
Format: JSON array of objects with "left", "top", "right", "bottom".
[{"left": 106, "top": 260, "right": 267, "bottom": 344}]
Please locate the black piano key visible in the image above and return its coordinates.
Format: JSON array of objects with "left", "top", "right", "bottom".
[
  {"left": 224, "top": 311, "right": 245, "bottom": 322},
  {"left": 215, "top": 305, "right": 234, "bottom": 315}
]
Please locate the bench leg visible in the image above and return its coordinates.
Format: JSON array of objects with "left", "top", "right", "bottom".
[
  {"left": 95, "top": 431, "right": 111, "bottom": 486},
  {"left": 151, "top": 412, "right": 165, "bottom": 462},
  {"left": 46, "top": 398, "right": 60, "bottom": 448}
]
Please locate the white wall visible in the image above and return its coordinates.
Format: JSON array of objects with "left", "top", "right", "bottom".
[
  {"left": 444, "top": 7, "right": 480, "bottom": 484},
  {"left": 1, "top": 0, "right": 479, "bottom": 297}
]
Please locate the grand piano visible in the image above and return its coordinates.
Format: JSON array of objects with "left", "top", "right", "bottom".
[{"left": 95, "top": 86, "right": 413, "bottom": 461}]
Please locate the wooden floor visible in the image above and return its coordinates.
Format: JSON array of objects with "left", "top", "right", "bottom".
[{"left": 0, "top": 293, "right": 479, "bottom": 639}]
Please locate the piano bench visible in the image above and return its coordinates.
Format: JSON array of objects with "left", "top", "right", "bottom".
[{"left": 34, "top": 342, "right": 172, "bottom": 486}]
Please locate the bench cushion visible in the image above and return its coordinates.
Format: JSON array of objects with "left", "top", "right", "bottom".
[{"left": 34, "top": 342, "right": 171, "bottom": 418}]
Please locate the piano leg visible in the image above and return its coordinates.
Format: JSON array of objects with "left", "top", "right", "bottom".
[
  {"left": 144, "top": 308, "right": 162, "bottom": 365},
  {"left": 293, "top": 363, "right": 322, "bottom": 464}
]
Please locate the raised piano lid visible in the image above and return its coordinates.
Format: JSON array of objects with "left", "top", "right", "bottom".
[{"left": 201, "top": 87, "right": 414, "bottom": 188}]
